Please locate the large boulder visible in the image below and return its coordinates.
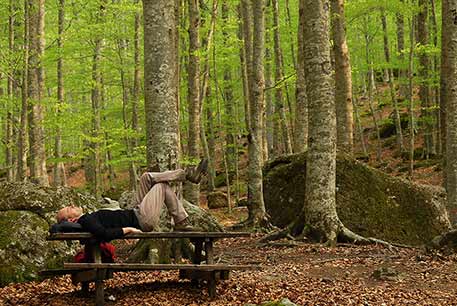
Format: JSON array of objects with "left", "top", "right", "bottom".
[
  {"left": 0, "top": 182, "right": 99, "bottom": 286},
  {"left": 263, "top": 153, "right": 451, "bottom": 245}
]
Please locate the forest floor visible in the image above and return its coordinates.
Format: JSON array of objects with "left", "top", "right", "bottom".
[{"left": 2, "top": 208, "right": 457, "bottom": 306}]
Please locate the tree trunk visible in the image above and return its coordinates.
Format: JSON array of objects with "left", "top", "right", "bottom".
[
  {"left": 6, "top": 0, "right": 15, "bottom": 182},
  {"left": 88, "top": 3, "right": 105, "bottom": 198},
  {"left": 143, "top": 0, "right": 180, "bottom": 170},
  {"left": 302, "top": 0, "right": 339, "bottom": 244},
  {"left": 54, "top": 0, "right": 67, "bottom": 187},
  {"left": 246, "top": 0, "right": 267, "bottom": 225},
  {"left": 183, "top": 0, "right": 202, "bottom": 205},
  {"left": 353, "top": 96, "right": 368, "bottom": 157},
  {"left": 331, "top": 0, "right": 353, "bottom": 154},
  {"left": 27, "top": 0, "right": 48, "bottom": 186},
  {"left": 445, "top": 0, "right": 457, "bottom": 224},
  {"left": 440, "top": 0, "right": 450, "bottom": 160},
  {"left": 417, "top": 0, "right": 435, "bottom": 158},
  {"left": 293, "top": 0, "right": 308, "bottom": 153},
  {"left": 265, "top": 1, "right": 275, "bottom": 159},
  {"left": 408, "top": 17, "right": 415, "bottom": 179},
  {"left": 240, "top": 0, "right": 253, "bottom": 132},
  {"left": 272, "top": 0, "right": 293, "bottom": 155},
  {"left": 17, "top": 0, "right": 29, "bottom": 182},
  {"left": 430, "top": 0, "right": 441, "bottom": 155},
  {"left": 396, "top": 0, "right": 408, "bottom": 99},
  {"left": 381, "top": 9, "right": 404, "bottom": 152}
]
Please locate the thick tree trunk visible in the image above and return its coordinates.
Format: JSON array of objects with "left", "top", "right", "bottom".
[
  {"left": 302, "top": 0, "right": 340, "bottom": 244},
  {"left": 331, "top": 0, "right": 353, "bottom": 154},
  {"left": 54, "top": 0, "right": 67, "bottom": 187},
  {"left": 381, "top": 9, "right": 404, "bottom": 152},
  {"left": 408, "top": 18, "right": 415, "bottom": 179},
  {"left": 27, "top": 0, "right": 48, "bottom": 186},
  {"left": 143, "top": 0, "right": 180, "bottom": 170},
  {"left": 246, "top": 0, "right": 267, "bottom": 225},
  {"left": 293, "top": 0, "right": 308, "bottom": 153},
  {"left": 445, "top": 0, "right": 457, "bottom": 224},
  {"left": 272, "top": 0, "right": 293, "bottom": 155}
]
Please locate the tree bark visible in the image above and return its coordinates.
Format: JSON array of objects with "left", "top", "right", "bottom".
[
  {"left": 265, "top": 1, "right": 275, "bottom": 159},
  {"left": 396, "top": 0, "right": 408, "bottom": 99},
  {"left": 272, "top": 0, "right": 293, "bottom": 155},
  {"left": 441, "top": 0, "right": 450, "bottom": 160},
  {"left": 240, "top": 0, "right": 253, "bottom": 132},
  {"left": 246, "top": 0, "right": 267, "bottom": 225},
  {"left": 331, "top": 0, "right": 353, "bottom": 154},
  {"left": 54, "top": 0, "right": 67, "bottom": 187},
  {"left": 417, "top": 0, "right": 435, "bottom": 157},
  {"left": 17, "top": 0, "right": 29, "bottom": 182},
  {"left": 183, "top": 0, "right": 202, "bottom": 205},
  {"left": 27, "top": 0, "right": 48, "bottom": 186},
  {"left": 6, "top": 0, "right": 16, "bottom": 182},
  {"left": 445, "top": 0, "right": 457, "bottom": 224},
  {"left": 302, "top": 0, "right": 339, "bottom": 244},
  {"left": 293, "top": 0, "right": 308, "bottom": 153},
  {"left": 408, "top": 17, "right": 416, "bottom": 179},
  {"left": 143, "top": 0, "right": 180, "bottom": 171}
]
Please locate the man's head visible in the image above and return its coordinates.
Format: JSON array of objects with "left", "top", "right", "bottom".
[{"left": 56, "top": 206, "right": 83, "bottom": 223}]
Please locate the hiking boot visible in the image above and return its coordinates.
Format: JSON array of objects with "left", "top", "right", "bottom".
[
  {"left": 186, "top": 159, "right": 208, "bottom": 184},
  {"left": 174, "top": 218, "right": 201, "bottom": 232}
]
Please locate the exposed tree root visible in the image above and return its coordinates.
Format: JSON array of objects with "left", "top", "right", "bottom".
[
  {"left": 258, "top": 221, "right": 396, "bottom": 250},
  {"left": 427, "top": 229, "right": 457, "bottom": 253},
  {"left": 228, "top": 214, "right": 276, "bottom": 232}
]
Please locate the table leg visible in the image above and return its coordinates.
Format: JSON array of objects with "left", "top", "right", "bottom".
[
  {"left": 205, "top": 239, "right": 214, "bottom": 264},
  {"left": 193, "top": 239, "right": 203, "bottom": 264},
  {"left": 81, "top": 281, "right": 89, "bottom": 296},
  {"left": 95, "top": 269, "right": 105, "bottom": 306},
  {"left": 208, "top": 271, "right": 216, "bottom": 299}
]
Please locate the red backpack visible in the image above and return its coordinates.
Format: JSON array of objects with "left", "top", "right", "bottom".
[{"left": 74, "top": 242, "right": 116, "bottom": 263}]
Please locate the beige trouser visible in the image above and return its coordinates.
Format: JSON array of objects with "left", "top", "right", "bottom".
[{"left": 134, "top": 170, "right": 188, "bottom": 231}]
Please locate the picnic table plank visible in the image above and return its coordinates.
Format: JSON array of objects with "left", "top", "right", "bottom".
[{"left": 63, "top": 263, "right": 259, "bottom": 270}]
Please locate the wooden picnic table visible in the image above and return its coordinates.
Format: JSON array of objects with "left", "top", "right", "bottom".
[{"left": 41, "top": 231, "right": 258, "bottom": 306}]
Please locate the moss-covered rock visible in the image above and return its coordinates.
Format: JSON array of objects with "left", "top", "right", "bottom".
[
  {"left": 0, "top": 182, "right": 100, "bottom": 286},
  {"left": 207, "top": 191, "right": 228, "bottom": 209},
  {"left": 0, "top": 210, "right": 76, "bottom": 286},
  {"left": 263, "top": 153, "right": 451, "bottom": 245}
]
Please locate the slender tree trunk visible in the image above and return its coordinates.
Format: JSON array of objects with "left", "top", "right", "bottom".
[
  {"left": 331, "top": 0, "right": 354, "bottom": 154},
  {"left": 408, "top": 17, "right": 415, "bottom": 179},
  {"left": 222, "top": 1, "right": 237, "bottom": 171},
  {"left": 17, "top": 0, "right": 29, "bottom": 182},
  {"left": 240, "top": 0, "right": 253, "bottom": 132},
  {"left": 28, "top": 0, "right": 48, "bottom": 186},
  {"left": 396, "top": 0, "right": 408, "bottom": 99},
  {"left": 143, "top": 0, "right": 180, "bottom": 170},
  {"left": 417, "top": 0, "right": 435, "bottom": 157},
  {"left": 6, "top": 0, "right": 15, "bottom": 182},
  {"left": 353, "top": 95, "right": 368, "bottom": 157},
  {"left": 272, "top": 0, "right": 293, "bottom": 155},
  {"left": 54, "top": 0, "right": 67, "bottom": 187},
  {"left": 445, "top": 0, "right": 457, "bottom": 223},
  {"left": 293, "top": 0, "right": 308, "bottom": 153},
  {"left": 302, "top": 0, "right": 339, "bottom": 244},
  {"left": 183, "top": 0, "right": 202, "bottom": 205},
  {"left": 441, "top": 0, "right": 450, "bottom": 160},
  {"left": 430, "top": 0, "right": 441, "bottom": 155},
  {"left": 265, "top": 1, "right": 275, "bottom": 158},
  {"left": 246, "top": 0, "right": 267, "bottom": 225},
  {"left": 365, "top": 30, "right": 382, "bottom": 161},
  {"left": 381, "top": 8, "right": 404, "bottom": 152}
]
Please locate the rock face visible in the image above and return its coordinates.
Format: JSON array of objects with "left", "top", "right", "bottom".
[
  {"left": 0, "top": 182, "right": 99, "bottom": 286},
  {"left": 207, "top": 191, "right": 228, "bottom": 209},
  {"left": 263, "top": 153, "right": 451, "bottom": 245}
]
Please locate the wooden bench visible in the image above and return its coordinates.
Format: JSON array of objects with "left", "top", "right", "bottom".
[{"left": 41, "top": 232, "right": 258, "bottom": 305}]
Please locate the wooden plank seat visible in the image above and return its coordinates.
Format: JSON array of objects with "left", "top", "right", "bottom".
[{"left": 42, "top": 231, "right": 257, "bottom": 305}]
